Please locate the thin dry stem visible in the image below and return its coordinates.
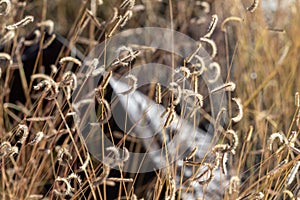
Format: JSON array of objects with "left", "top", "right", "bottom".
[{"left": 286, "top": 161, "right": 300, "bottom": 186}]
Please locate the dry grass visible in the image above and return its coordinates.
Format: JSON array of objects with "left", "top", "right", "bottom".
[{"left": 0, "top": 0, "right": 299, "bottom": 199}]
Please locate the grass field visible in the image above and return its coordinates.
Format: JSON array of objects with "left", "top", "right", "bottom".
[{"left": 0, "top": 0, "right": 299, "bottom": 199}]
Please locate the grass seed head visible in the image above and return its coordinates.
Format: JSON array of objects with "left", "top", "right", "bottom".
[
  {"left": 247, "top": 0, "right": 259, "bottom": 13},
  {"left": 24, "top": 30, "right": 41, "bottom": 46},
  {"left": 29, "top": 131, "right": 44, "bottom": 145},
  {"left": 6, "top": 15, "right": 34, "bottom": 30},
  {"left": 59, "top": 56, "right": 82, "bottom": 67},
  {"left": 53, "top": 176, "right": 74, "bottom": 196},
  {"left": 155, "top": 83, "right": 162, "bottom": 104},
  {"left": 55, "top": 146, "right": 73, "bottom": 165},
  {"left": 204, "top": 14, "right": 218, "bottom": 38},
  {"left": 196, "top": 1, "right": 210, "bottom": 13},
  {"left": 210, "top": 82, "right": 236, "bottom": 94},
  {"left": 16, "top": 124, "right": 29, "bottom": 144},
  {"left": 37, "top": 20, "right": 54, "bottom": 34},
  {"left": 93, "top": 164, "right": 111, "bottom": 186},
  {"left": 267, "top": 132, "right": 286, "bottom": 151},
  {"left": 200, "top": 37, "right": 217, "bottom": 58},
  {"left": 169, "top": 82, "right": 182, "bottom": 105},
  {"left": 232, "top": 98, "right": 243, "bottom": 123},
  {"left": 0, "top": 0, "right": 11, "bottom": 16},
  {"left": 221, "top": 16, "right": 243, "bottom": 32}
]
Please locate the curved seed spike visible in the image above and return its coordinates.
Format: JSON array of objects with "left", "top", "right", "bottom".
[
  {"left": 232, "top": 98, "right": 243, "bottom": 123},
  {"left": 204, "top": 14, "right": 218, "bottom": 38},
  {"left": 221, "top": 17, "right": 242, "bottom": 32},
  {"left": 247, "top": 0, "right": 259, "bottom": 12},
  {"left": 6, "top": 16, "right": 34, "bottom": 30},
  {"left": 200, "top": 37, "right": 217, "bottom": 58}
]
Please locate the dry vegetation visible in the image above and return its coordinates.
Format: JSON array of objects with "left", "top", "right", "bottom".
[{"left": 0, "top": 0, "right": 299, "bottom": 199}]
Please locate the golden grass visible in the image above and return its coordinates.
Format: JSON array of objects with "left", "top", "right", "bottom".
[{"left": 0, "top": 0, "right": 299, "bottom": 199}]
